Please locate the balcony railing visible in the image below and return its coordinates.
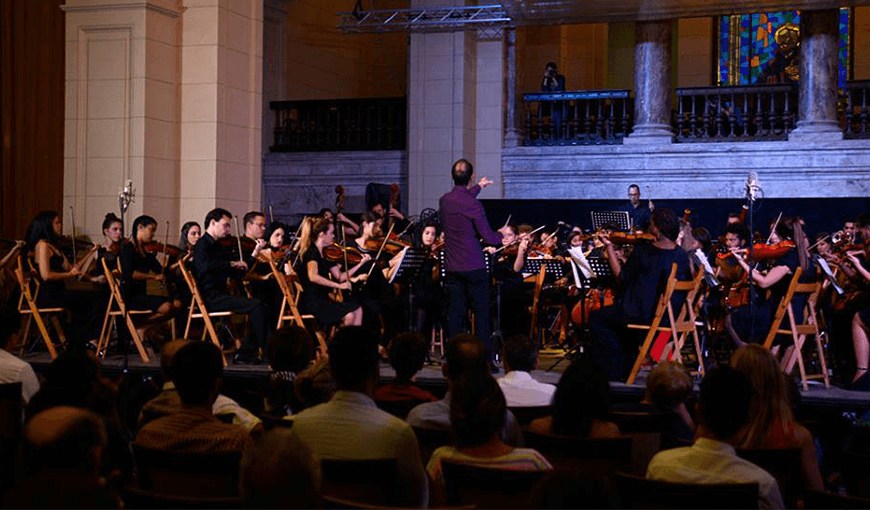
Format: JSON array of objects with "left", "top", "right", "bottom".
[
  {"left": 523, "top": 90, "right": 633, "bottom": 146},
  {"left": 842, "top": 81, "right": 870, "bottom": 139},
  {"left": 270, "top": 97, "right": 406, "bottom": 152},
  {"left": 674, "top": 84, "right": 797, "bottom": 142}
]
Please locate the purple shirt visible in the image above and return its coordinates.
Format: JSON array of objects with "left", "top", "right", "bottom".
[{"left": 439, "top": 184, "right": 503, "bottom": 272}]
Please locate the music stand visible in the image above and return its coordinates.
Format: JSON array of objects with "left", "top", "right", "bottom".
[
  {"left": 586, "top": 256, "right": 614, "bottom": 280},
  {"left": 548, "top": 258, "right": 591, "bottom": 372},
  {"left": 522, "top": 258, "right": 564, "bottom": 279},
  {"left": 389, "top": 248, "right": 428, "bottom": 331},
  {"left": 591, "top": 211, "right": 630, "bottom": 232}
]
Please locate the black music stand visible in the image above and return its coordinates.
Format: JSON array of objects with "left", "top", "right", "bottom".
[
  {"left": 390, "top": 248, "right": 429, "bottom": 331},
  {"left": 522, "top": 258, "right": 564, "bottom": 280},
  {"left": 586, "top": 256, "right": 614, "bottom": 280},
  {"left": 591, "top": 211, "right": 630, "bottom": 232}
]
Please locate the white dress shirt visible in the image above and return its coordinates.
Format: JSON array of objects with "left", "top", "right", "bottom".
[
  {"left": 497, "top": 370, "right": 555, "bottom": 407},
  {"left": 647, "top": 437, "right": 784, "bottom": 509},
  {"left": 0, "top": 349, "right": 40, "bottom": 404}
]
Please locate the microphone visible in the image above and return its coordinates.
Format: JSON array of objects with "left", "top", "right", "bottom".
[{"left": 746, "top": 172, "right": 760, "bottom": 201}]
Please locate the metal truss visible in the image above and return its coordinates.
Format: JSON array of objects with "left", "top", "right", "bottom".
[{"left": 337, "top": 4, "right": 511, "bottom": 34}]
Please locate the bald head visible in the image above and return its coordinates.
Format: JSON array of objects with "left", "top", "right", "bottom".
[
  {"left": 24, "top": 406, "right": 106, "bottom": 472},
  {"left": 161, "top": 339, "right": 189, "bottom": 379}
]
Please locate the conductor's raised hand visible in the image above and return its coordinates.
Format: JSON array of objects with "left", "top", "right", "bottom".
[{"left": 478, "top": 176, "right": 494, "bottom": 189}]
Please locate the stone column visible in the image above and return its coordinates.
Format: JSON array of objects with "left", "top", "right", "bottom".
[
  {"left": 789, "top": 9, "right": 843, "bottom": 141},
  {"left": 624, "top": 19, "right": 674, "bottom": 144},
  {"left": 503, "top": 28, "right": 522, "bottom": 148}
]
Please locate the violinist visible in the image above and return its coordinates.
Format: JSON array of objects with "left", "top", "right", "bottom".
[
  {"left": 295, "top": 216, "right": 366, "bottom": 327},
  {"left": 843, "top": 220, "right": 857, "bottom": 245},
  {"left": 725, "top": 217, "right": 815, "bottom": 348},
  {"left": 489, "top": 224, "right": 532, "bottom": 338},
  {"left": 179, "top": 221, "right": 201, "bottom": 254},
  {"left": 589, "top": 208, "right": 690, "bottom": 381},
  {"left": 243, "top": 211, "right": 267, "bottom": 242},
  {"left": 194, "top": 208, "right": 268, "bottom": 364},
  {"left": 410, "top": 220, "right": 445, "bottom": 342},
  {"left": 24, "top": 210, "right": 100, "bottom": 346},
  {"left": 120, "top": 215, "right": 185, "bottom": 339},
  {"left": 352, "top": 212, "right": 404, "bottom": 344},
  {"left": 843, "top": 243, "right": 870, "bottom": 383},
  {"left": 78, "top": 213, "right": 125, "bottom": 283},
  {"left": 169, "top": 221, "right": 201, "bottom": 305}
]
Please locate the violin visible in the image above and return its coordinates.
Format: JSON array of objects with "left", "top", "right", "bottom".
[
  {"left": 218, "top": 235, "right": 259, "bottom": 254},
  {"left": 750, "top": 240, "right": 795, "bottom": 262},
  {"left": 141, "top": 241, "right": 185, "bottom": 258},
  {"left": 363, "top": 235, "right": 410, "bottom": 257},
  {"left": 322, "top": 243, "right": 364, "bottom": 265},
  {"left": 607, "top": 232, "right": 655, "bottom": 245}
]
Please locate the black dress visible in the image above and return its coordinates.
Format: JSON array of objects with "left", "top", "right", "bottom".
[
  {"left": 296, "top": 245, "right": 359, "bottom": 327},
  {"left": 120, "top": 243, "right": 168, "bottom": 312}
]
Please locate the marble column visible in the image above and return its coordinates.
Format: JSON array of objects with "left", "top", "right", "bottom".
[
  {"left": 789, "top": 9, "right": 843, "bottom": 141},
  {"left": 503, "top": 28, "right": 522, "bottom": 148},
  {"left": 624, "top": 19, "right": 674, "bottom": 144}
]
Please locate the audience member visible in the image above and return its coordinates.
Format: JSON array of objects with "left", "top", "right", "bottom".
[
  {"left": 0, "top": 304, "right": 40, "bottom": 405},
  {"left": 731, "top": 345, "right": 824, "bottom": 490},
  {"left": 426, "top": 371, "right": 552, "bottom": 504},
  {"left": 264, "top": 326, "right": 316, "bottom": 417},
  {"left": 3, "top": 406, "right": 121, "bottom": 508},
  {"left": 291, "top": 326, "right": 428, "bottom": 507},
  {"left": 407, "top": 334, "right": 524, "bottom": 446},
  {"left": 134, "top": 341, "right": 252, "bottom": 453},
  {"left": 646, "top": 366, "right": 784, "bottom": 509},
  {"left": 497, "top": 334, "right": 555, "bottom": 407},
  {"left": 611, "top": 361, "right": 695, "bottom": 448},
  {"left": 138, "top": 339, "right": 262, "bottom": 435},
  {"left": 240, "top": 429, "right": 322, "bottom": 509},
  {"left": 374, "top": 332, "right": 437, "bottom": 403},
  {"left": 527, "top": 356, "right": 619, "bottom": 438},
  {"left": 293, "top": 356, "right": 336, "bottom": 413}
]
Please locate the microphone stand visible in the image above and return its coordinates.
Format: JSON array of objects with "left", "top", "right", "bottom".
[
  {"left": 118, "top": 180, "right": 134, "bottom": 375},
  {"left": 746, "top": 175, "right": 758, "bottom": 343}
]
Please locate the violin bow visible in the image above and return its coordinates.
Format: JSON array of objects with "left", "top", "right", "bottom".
[
  {"left": 363, "top": 222, "right": 396, "bottom": 285},
  {"left": 161, "top": 221, "right": 171, "bottom": 272},
  {"left": 492, "top": 225, "right": 545, "bottom": 254},
  {"left": 69, "top": 205, "right": 77, "bottom": 265},
  {"left": 503, "top": 214, "right": 512, "bottom": 229},
  {"left": 807, "top": 235, "right": 830, "bottom": 253},
  {"left": 269, "top": 204, "right": 274, "bottom": 224},
  {"left": 291, "top": 217, "right": 307, "bottom": 267},
  {"left": 233, "top": 216, "right": 244, "bottom": 263}
]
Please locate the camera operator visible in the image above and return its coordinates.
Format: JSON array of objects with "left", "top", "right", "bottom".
[{"left": 540, "top": 62, "right": 566, "bottom": 140}]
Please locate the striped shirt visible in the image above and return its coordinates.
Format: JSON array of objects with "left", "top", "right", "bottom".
[
  {"left": 134, "top": 407, "right": 252, "bottom": 453},
  {"left": 138, "top": 382, "right": 263, "bottom": 433},
  {"left": 426, "top": 446, "right": 553, "bottom": 487}
]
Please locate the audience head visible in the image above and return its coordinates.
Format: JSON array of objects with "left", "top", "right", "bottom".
[
  {"left": 645, "top": 362, "right": 693, "bottom": 411},
  {"left": 159, "top": 339, "right": 188, "bottom": 381},
  {"left": 328, "top": 326, "right": 379, "bottom": 394},
  {"left": 450, "top": 371, "right": 506, "bottom": 448},
  {"left": 698, "top": 366, "right": 753, "bottom": 442},
  {"left": 241, "top": 430, "right": 322, "bottom": 509},
  {"left": 294, "top": 358, "right": 336, "bottom": 410},
  {"left": 388, "top": 332, "right": 428, "bottom": 383},
  {"left": 451, "top": 159, "right": 474, "bottom": 187},
  {"left": 267, "top": 326, "right": 314, "bottom": 374},
  {"left": 171, "top": 341, "right": 223, "bottom": 408},
  {"left": 23, "top": 406, "right": 107, "bottom": 474},
  {"left": 551, "top": 357, "right": 610, "bottom": 437},
  {"left": 730, "top": 345, "right": 794, "bottom": 447},
  {"left": 651, "top": 207, "right": 680, "bottom": 242},
  {"left": 444, "top": 334, "right": 488, "bottom": 384},
  {"left": 44, "top": 348, "right": 101, "bottom": 406},
  {"left": 502, "top": 334, "right": 537, "bottom": 373}
]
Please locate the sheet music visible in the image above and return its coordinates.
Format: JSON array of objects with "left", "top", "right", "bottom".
[
  {"left": 567, "top": 246, "right": 594, "bottom": 279},
  {"left": 815, "top": 255, "right": 845, "bottom": 295},
  {"left": 693, "top": 248, "right": 719, "bottom": 287},
  {"left": 569, "top": 257, "right": 582, "bottom": 288}
]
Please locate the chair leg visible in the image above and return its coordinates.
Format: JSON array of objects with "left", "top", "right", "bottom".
[
  {"left": 627, "top": 328, "right": 659, "bottom": 386},
  {"left": 18, "top": 315, "right": 33, "bottom": 356},
  {"left": 123, "top": 313, "right": 150, "bottom": 363}
]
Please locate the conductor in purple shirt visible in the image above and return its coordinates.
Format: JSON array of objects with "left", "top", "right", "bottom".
[{"left": 439, "top": 159, "right": 506, "bottom": 365}]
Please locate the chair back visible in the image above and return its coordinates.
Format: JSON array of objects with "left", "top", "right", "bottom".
[
  {"left": 614, "top": 471, "right": 758, "bottom": 509},
  {"left": 0, "top": 382, "right": 22, "bottom": 489},
  {"left": 507, "top": 405, "right": 552, "bottom": 426},
  {"left": 122, "top": 486, "right": 243, "bottom": 509},
  {"left": 736, "top": 447, "right": 802, "bottom": 508},
  {"left": 132, "top": 444, "right": 242, "bottom": 498},
  {"left": 440, "top": 459, "right": 548, "bottom": 509},
  {"left": 413, "top": 426, "right": 454, "bottom": 465},
  {"left": 376, "top": 399, "right": 428, "bottom": 420},
  {"left": 803, "top": 489, "right": 870, "bottom": 509},
  {"left": 320, "top": 458, "right": 399, "bottom": 506},
  {"left": 521, "top": 430, "right": 632, "bottom": 475}
]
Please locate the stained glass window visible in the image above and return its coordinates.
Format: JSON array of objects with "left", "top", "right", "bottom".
[{"left": 717, "top": 8, "right": 850, "bottom": 87}]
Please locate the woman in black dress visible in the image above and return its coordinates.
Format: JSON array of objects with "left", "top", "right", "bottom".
[
  {"left": 410, "top": 219, "right": 445, "bottom": 339},
  {"left": 296, "top": 217, "right": 367, "bottom": 327}
]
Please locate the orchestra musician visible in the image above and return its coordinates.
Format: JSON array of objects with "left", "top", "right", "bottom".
[
  {"left": 320, "top": 207, "right": 359, "bottom": 238},
  {"left": 168, "top": 221, "right": 201, "bottom": 305},
  {"left": 295, "top": 216, "right": 367, "bottom": 327},
  {"left": 488, "top": 223, "right": 531, "bottom": 338},
  {"left": 725, "top": 217, "right": 815, "bottom": 348},
  {"left": 179, "top": 221, "right": 201, "bottom": 254},
  {"left": 120, "top": 215, "right": 185, "bottom": 339},
  {"left": 619, "top": 184, "right": 653, "bottom": 231},
  {"left": 75, "top": 213, "right": 125, "bottom": 284},
  {"left": 243, "top": 211, "right": 267, "bottom": 243},
  {"left": 589, "top": 207, "right": 690, "bottom": 381},
  {"left": 193, "top": 208, "right": 268, "bottom": 364},
  {"left": 409, "top": 219, "right": 445, "bottom": 343},
  {"left": 439, "top": 158, "right": 505, "bottom": 366},
  {"left": 845, "top": 248, "right": 870, "bottom": 383}
]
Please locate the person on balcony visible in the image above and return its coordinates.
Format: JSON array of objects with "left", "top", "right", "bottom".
[{"left": 540, "top": 61, "right": 566, "bottom": 140}]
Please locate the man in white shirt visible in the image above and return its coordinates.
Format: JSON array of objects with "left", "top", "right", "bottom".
[
  {"left": 646, "top": 367, "right": 783, "bottom": 510},
  {"left": 291, "top": 327, "right": 428, "bottom": 507},
  {"left": 0, "top": 307, "right": 40, "bottom": 404},
  {"left": 497, "top": 334, "right": 555, "bottom": 407}
]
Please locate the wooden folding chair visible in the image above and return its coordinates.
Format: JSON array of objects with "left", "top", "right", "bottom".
[
  {"left": 528, "top": 264, "right": 547, "bottom": 345},
  {"left": 95, "top": 258, "right": 152, "bottom": 363},
  {"left": 626, "top": 264, "right": 705, "bottom": 385},
  {"left": 14, "top": 256, "right": 63, "bottom": 358},
  {"left": 177, "top": 257, "right": 231, "bottom": 362},
  {"left": 268, "top": 258, "right": 328, "bottom": 354},
  {"left": 762, "top": 267, "right": 830, "bottom": 390}
]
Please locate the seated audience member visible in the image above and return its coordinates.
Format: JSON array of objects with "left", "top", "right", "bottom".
[
  {"left": 240, "top": 429, "right": 322, "bottom": 509},
  {"left": 527, "top": 356, "right": 619, "bottom": 438},
  {"left": 731, "top": 345, "right": 824, "bottom": 490},
  {"left": 374, "top": 332, "right": 437, "bottom": 403},
  {"left": 3, "top": 406, "right": 121, "bottom": 509},
  {"left": 138, "top": 339, "right": 262, "bottom": 435},
  {"left": 426, "top": 371, "right": 552, "bottom": 502},
  {"left": 647, "top": 367, "right": 784, "bottom": 510},
  {"left": 264, "top": 326, "right": 316, "bottom": 417},
  {"left": 407, "top": 334, "right": 524, "bottom": 446},
  {"left": 291, "top": 326, "right": 428, "bottom": 507},
  {"left": 293, "top": 357, "right": 336, "bottom": 414},
  {"left": 497, "top": 334, "right": 555, "bottom": 407},
  {"left": 611, "top": 361, "right": 695, "bottom": 448},
  {"left": 0, "top": 304, "right": 40, "bottom": 405},
  {"left": 135, "top": 341, "right": 252, "bottom": 453}
]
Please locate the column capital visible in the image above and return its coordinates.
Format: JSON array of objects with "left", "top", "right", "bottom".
[{"left": 62, "top": 0, "right": 182, "bottom": 17}]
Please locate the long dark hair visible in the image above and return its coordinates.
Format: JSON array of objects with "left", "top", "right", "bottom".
[
  {"left": 25, "top": 211, "right": 60, "bottom": 251},
  {"left": 413, "top": 219, "right": 441, "bottom": 249},
  {"left": 179, "top": 221, "right": 200, "bottom": 251},
  {"left": 265, "top": 221, "right": 288, "bottom": 248},
  {"left": 102, "top": 213, "right": 122, "bottom": 233},
  {"left": 551, "top": 357, "right": 610, "bottom": 437},
  {"left": 131, "top": 215, "right": 157, "bottom": 248}
]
